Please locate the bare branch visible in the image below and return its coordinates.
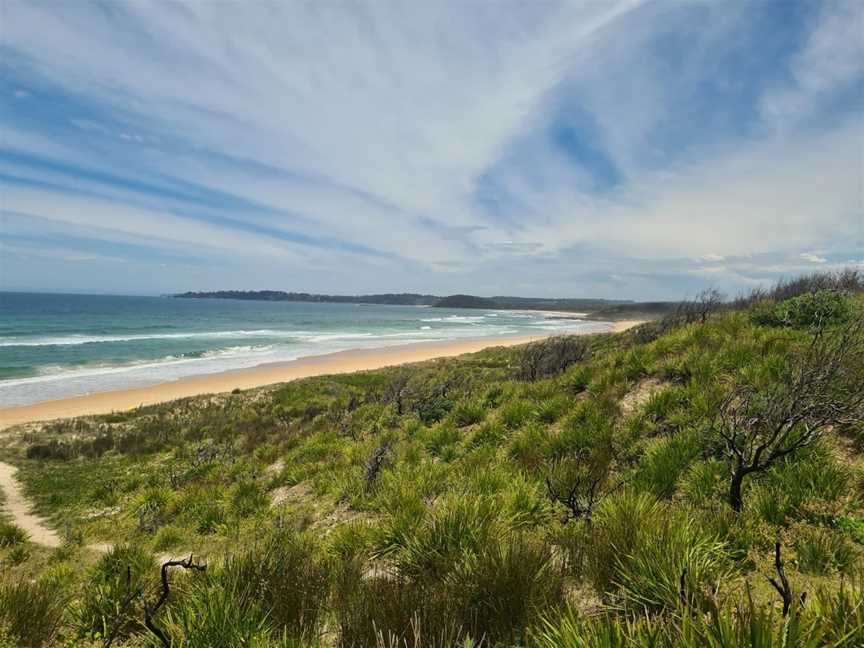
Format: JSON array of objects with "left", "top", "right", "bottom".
[{"left": 143, "top": 554, "right": 207, "bottom": 647}]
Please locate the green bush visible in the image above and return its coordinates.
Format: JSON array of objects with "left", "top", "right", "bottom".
[
  {"left": 450, "top": 400, "right": 487, "bottom": 427},
  {"left": 499, "top": 399, "right": 536, "bottom": 430},
  {"left": 0, "top": 520, "right": 28, "bottom": 548},
  {"left": 633, "top": 431, "right": 703, "bottom": 499},
  {"left": 0, "top": 579, "right": 64, "bottom": 647},
  {"left": 751, "top": 290, "right": 852, "bottom": 328},
  {"left": 72, "top": 544, "right": 156, "bottom": 642},
  {"left": 450, "top": 536, "right": 564, "bottom": 645},
  {"left": 794, "top": 525, "right": 858, "bottom": 574}
]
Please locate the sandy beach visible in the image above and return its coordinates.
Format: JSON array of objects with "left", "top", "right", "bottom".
[{"left": 0, "top": 321, "right": 642, "bottom": 430}]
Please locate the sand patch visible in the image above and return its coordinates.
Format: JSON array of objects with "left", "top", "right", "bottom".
[
  {"left": 620, "top": 378, "right": 665, "bottom": 417},
  {"left": 0, "top": 461, "right": 61, "bottom": 547}
]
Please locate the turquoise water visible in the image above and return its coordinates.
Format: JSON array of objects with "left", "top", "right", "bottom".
[{"left": 0, "top": 293, "right": 610, "bottom": 406}]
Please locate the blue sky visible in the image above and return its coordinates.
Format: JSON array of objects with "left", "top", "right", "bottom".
[{"left": 0, "top": 0, "right": 862, "bottom": 299}]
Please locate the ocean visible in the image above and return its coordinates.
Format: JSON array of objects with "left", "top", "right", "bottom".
[{"left": 0, "top": 292, "right": 610, "bottom": 407}]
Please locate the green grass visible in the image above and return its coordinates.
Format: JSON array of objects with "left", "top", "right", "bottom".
[{"left": 0, "top": 277, "right": 861, "bottom": 646}]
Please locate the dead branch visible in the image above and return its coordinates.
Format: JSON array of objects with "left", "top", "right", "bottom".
[
  {"left": 715, "top": 319, "right": 864, "bottom": 510},
  {"left": 144, "top": 554, "right": 207, "bottom": 647},
  {"left": 102, "top": 566, "right": 143, "bottom": 648},
  {"left": 766, "top": 542, "right": 793, "bottom": 616}
]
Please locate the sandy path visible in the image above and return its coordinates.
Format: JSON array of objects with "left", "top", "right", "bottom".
[{"left": 0, "top": 461, "right": 61, "bottom": 547}]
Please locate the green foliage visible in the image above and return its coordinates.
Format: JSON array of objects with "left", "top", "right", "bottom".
[
  {"left": 752, "top": 289, "right": 852, "bottom": 328},
  {"left": 0, "top": 520, "right": 28, "bottom": 548},
  {"left": 794, "top": 525, "right": 858, "bottom": 574},
  {"left": 0, "top": 579, "right": 65, "bottom": 647},
  {"left": 71, "top": 544, "right": 156, "bottom": 642},
  {"left": 633, "top": 430, "right": 703, "bottom": 499},
  {"left": 450, "top": 400, "right": 487, "bottom": 427},
  {"left": 3, "top": 272, "right": 863, "bottom": 645}
]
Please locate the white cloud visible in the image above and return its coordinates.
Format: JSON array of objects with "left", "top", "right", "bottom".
[
  {"left": 800, "top": 252, "right": 828, "bottom": 264},
  {"left": 761, "top": 0, "right": 864, "bottom": 127},
  {"left": 0, "top": 0, "right": 861, "bottom": 296}
]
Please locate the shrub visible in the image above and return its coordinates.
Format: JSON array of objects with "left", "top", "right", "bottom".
[
  {"left": 333, "top": 563, "right": 464, "bottom": 648},
  {"left": 152, "top": 525, "right": 186, "bottom": 552},
  {"left": 389, "top": 495, "right": 500, "bottom": 580},
  {"left": 536, "top": 394, "right": 572, "bottom": 424},
  {"left": 508, "top": 423, "right": 552, "bottom": 472},
  {"left": 612, "top": 514, "right": 731, "bottom": 613},
  {"left": 794, "top": 525, "right": 858, "bottom": 574},
  {"left": 230, "top": 479, "right": 268, "bottom": 518},
  {"left": 586, "top": 491, "right": 665, "bottom": 592},
  {"left": 72, "top": 544, "right": 156, "bottom": 642},
  {"left": 0, "top": 579, "right": 64, "bottom": 647},
  {"left": 751, "top": 289, "right": 852, "bottom": 328},
  {"left": 223, "top": 532, "right": 329, "bottom": 639},
  {"left": 633, "top": 431, "right": 703, "bottom": 499},
  {"left": 160, "top": 574, "right": 272, "bottom": 647},
  {"left": 499, "top": 399, "right": 536, "bottom": 430},
  {"left": 518, "top": 336, "right": 589, "bottom": 381},
  {"left": 450, "top": 400, "right": 486, "bottom": 427},
  {"left": 0, "top": 521, "right": 28, "bottom": 548},
  {"left": 451, "top": 536, "right": 564, "bottom": 645}
]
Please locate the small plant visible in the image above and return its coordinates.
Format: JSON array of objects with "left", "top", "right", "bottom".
[
  {"left": 793, "top": 526, "right": 857, "bottom": 575},
  {"left": 0, "top": 579, "right": 65, "bottom": 647},
  {"left": 72, "top": 544, "right": 156, "bottom": 642},
  {"left": 0, "top": 521, "right": 28, "bottom": 548},
  {"left": 450, "top": 400, "right": 486, "bottom": 427}
]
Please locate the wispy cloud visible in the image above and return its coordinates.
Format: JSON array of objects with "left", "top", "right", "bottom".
[{"left": 0, "top": 0, "right": 861, "bottom": 298}]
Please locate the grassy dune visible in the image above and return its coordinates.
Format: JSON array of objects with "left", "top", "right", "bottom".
[{"left": 0, "top": 272, "right": 862, "bottom": 647}]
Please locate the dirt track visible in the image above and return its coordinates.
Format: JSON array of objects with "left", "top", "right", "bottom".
[{"left": 0, "top": 461, "right": 61, "bottom": 547}]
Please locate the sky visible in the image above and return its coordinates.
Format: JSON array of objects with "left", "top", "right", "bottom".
[{"left": 0, "top": 1, "right": 862, "bottom": 300}]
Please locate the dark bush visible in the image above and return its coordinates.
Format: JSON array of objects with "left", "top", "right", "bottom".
[{"left": 518, "top": 336, "right": 589, "bottom": 381}]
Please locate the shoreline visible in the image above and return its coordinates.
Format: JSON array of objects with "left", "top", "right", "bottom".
[{"left": 0, "top": 321, "right": 642, "bottom": 429}]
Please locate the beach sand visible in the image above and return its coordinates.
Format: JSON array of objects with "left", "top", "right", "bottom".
[{"left": 0, "top": 320, "right": 643, "bottom": 430}]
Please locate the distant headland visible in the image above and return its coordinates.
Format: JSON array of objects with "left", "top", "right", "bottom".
[{"left": 172, "top": 290, "right": 677, "bottom": 320}]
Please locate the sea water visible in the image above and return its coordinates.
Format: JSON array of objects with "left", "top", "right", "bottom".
[{"left": 0, "top": 292, "right": 609, "bottom": 406}]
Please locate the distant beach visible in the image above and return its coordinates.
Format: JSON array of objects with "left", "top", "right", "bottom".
[
  {"left": 0, "top": 293, "right": 621, "bottom": 408},
  {"left": 0, "top": 321, "right": 642, "bottom": 429}
]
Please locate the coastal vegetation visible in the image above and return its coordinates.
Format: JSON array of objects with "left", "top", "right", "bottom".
[{"left": 1, "top": 270, "right": 862, "bottom": 647}]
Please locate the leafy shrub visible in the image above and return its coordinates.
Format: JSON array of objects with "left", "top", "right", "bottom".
[
  {"left": 751, "top": 290, "right": 852, "bottom": 328},
  {"left": 230, "top": 479, "right": 268, "bottom": 518},
  {"left": 160, "top": 574, "right": 272, "bottom": 647},
  {"left": 450, "top": 400, "right": 487, "bottom": 427},
  {"left": 0, "top": 520, "right": 27, "bottom": 548},
  {"left": 389, "top": 495, "right": 500, "bottom": 580},
  {"left": 633, "top": 431, "right": 703, "bottom": 499},
  {"left": 794, "top": 525, "right": 858, "bottom": 574},
  {"left": 333, "top": 563, "right": 464, "bottom": 648},
  {"left": 451, "top": 536, "right": 564, "bottom": 645},
  {"left": 508, "top": 423, "right": 552, "bottom": 472},
  {"left": 152, "top": 525, "right": 187, "bottom": 552},
  {"left": 499, "top": 399, "right": 536, "bottom": 430},
  {"left": 612, "top": 514, "right": 731, "bottom": 613},
  {"left": 536, "top": 394, "right": 573, "bottom": 424},
  {"left": 586, "top": 491, "right": 665, "bottom": 592},
  {"left": 72, "top": 544, "right": 156, "bottom": 641}
]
